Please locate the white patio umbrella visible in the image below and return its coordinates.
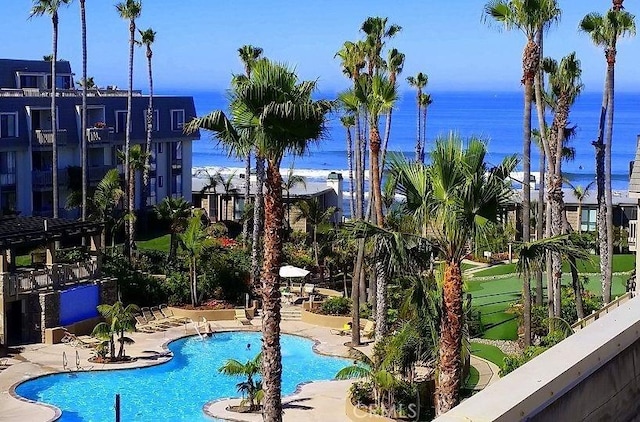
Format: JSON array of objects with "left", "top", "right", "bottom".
[{"left": 279, "top": 265, "right": 310, "bottom": 278}]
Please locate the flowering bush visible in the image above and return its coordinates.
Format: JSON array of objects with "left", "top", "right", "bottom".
[{"left": 94, "top": 121, "right": 106, "bottom": 128}]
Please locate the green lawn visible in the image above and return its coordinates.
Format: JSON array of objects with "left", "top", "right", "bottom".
[
  {"left": 469, "top": 342, "right": 507, "bottom": 368},
  {"left": 471, "top": 254, "right": 635, "bottom": 278},
  {"left": 464, "top": 365, "right": 480, "bottom": 389},
  {"left": 468, "top": 274, "right": 628, "bottom": 340},
  {"left": 137, "top": 234, "right": 171, "bottom": 253},
  {"left": 462, "top": 261, "right": 485, "bottom": 273},
  {"left": 15, "top": 255, "right": 31, "bottom": 267}
]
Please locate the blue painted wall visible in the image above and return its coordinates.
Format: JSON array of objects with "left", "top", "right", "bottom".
[{"left": 59, "top": 285, "right": 100, "bottom": 326}]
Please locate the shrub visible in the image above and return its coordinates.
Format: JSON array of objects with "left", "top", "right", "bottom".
[
  {"left": 349, "top": 381, "right": 374, "bottom": 406},
  {"left": 319, "top": 297, "right": 351, "bottom": 316},
  {"left": 500, "top": 346, "right": 546, "bottom": 376}
]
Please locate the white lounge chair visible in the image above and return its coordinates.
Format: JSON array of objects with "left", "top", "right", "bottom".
[{"left": 235, "top": 309, "right": 251, "bottom": 325}]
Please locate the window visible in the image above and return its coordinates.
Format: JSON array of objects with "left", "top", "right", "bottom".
[
  {"left": 158, "top": 175, "right": 163, "bottom": 188},
  {"left": 157, "top": 142, "right": 163, "bottom": 154},
  {"left": 143, "top": 109, "right": 159, "bottom": 131},
  {"left": 19, "top": 74, "right": 42, "bottom": 88},
  {"left": 171, "top": 174, "right": 182, "bottom": 196},
  {"left": 0, "top": 151, "right": 16, "bottom": 186},
  {"left": 0, "top": 113, "right": 18, "bottom": 138},
  {"left": 581, "top": 208, "right": 597, "bottom": 232},
  {"left": 171, "top": 110, "right": 185, "bottom": 131},
  {"left": 115, "top": 111, "right": 127, "bottom": 133},
  {"left": 171, "top": 142, "right": 182, "bottom": 161},
  {"left": 234, "top": 198, "right": 245, "bottom": 220},
  {"left": 147, "top": 177, "right": 157, "bottom": 206},
  {"left": 1, "top": 190, "right": 16, "bottom": 214}
]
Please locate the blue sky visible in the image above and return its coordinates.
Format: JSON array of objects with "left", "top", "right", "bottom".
[{"left": 1, "top": 1, "right": 638, "bottom": 93}]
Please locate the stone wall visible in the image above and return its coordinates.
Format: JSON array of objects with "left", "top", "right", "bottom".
[
  {"left": 98, "top": 277, "right": 118, "bottom": 305},
  {"left": 39, "top": 291, "right": 60, "bottom": 343}
]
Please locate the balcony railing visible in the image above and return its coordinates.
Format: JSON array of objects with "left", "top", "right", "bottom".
[
  {"left": 33, "top": 129, "right": 67, "bottom": 146},
  {"left": 32, "top": 169, "right": 69, "bottom": 187},
  {"left": 5, "top": 260, "right": 99, "bottom": 296},
  {"left": 0, "top": 88, "right": 142, "bottom": 98},
  {"left": 88, "top": 166, "right": 111, "bottom": 182},
  {"left": 86, "top": 127, "right": 113, "bottom": 144},
  {"left": 629, "top": 220, "right": 637, "bottom": 251}
]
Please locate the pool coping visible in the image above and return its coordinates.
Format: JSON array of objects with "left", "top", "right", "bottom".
[{"left": 8, "top": 323, "right": 355, "bottom": 422}]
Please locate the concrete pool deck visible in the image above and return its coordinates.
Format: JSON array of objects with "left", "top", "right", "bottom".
[{"left": 0, "top": 319, "right": 499, "bottom": 421}]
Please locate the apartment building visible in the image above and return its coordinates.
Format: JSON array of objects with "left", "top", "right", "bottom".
[{"left": 0, "top": 58, "right": 199, "bottom": 217}]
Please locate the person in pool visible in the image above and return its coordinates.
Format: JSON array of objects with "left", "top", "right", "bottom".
[{"left": 246, "top": 343, "right": 251, "bottom": 350}]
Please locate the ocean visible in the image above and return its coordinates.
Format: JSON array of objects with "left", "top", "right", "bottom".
[{"left": 182, "top": 89, "right": 639, "bottom": 191}]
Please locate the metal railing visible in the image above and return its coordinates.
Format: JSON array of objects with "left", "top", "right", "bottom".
[
  {"left": 5, "top": 260, "right": 99, "bottom": 296},
  {"left": 33, "top": 129, "right": 68, "bottom": 146},
  {"left": 571, "top": 292, "right": 634, "bottom": 331},
  {"left": 86, "top": 127, "right": 113, "bottom": 143},
  {"left": 629, "top": 220, "right": 637, "bottom": 251},
  {"left": 0, "top": 88, "right": 142, "bottom": 97}
]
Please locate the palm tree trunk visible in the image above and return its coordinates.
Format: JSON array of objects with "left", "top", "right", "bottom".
[
  {"left": 142, "top": 50, "right": 154, "bottom": 214},
  {"left": 243, "top": 151, "right": 251, "bottom": 243},
  {"left": 415, "top": 92, "right": 421, "bottom": 162},
  {"left": 535, "top": 151, "right": 545, "bottom": 306},
  {"left": 80, "top": 0, "right": 87, "bottom": 221},
  {"left": 313, "top": 228, "right": 319, "bottom": 267},
  {"left": 125, "top": 19, "right": 135, "bottom": 257},
  {"left": 436, "top": 260, "right": 463, "bottom": 415},
  {"left": 262, "top": 162, "right": 284, "bottom": 422},
  {"left": 190, "top": 260, "right": 196, "bottom": 307},
  {"left": 351, "top": 239, "right": 363, "bottom": 346},
  {"left": 596, "top": 75, "right": 611, "bottom": 303},
  {"left": 604, "top": 57, "right": 615, "bottom": 304},
  {"left": 251, "top": 156, "right": 265, "bottom": 286},
  {"left": 569, "top": 256, "right": 585, "bottom": 319},
  {"left": 169, "top": 232, "right": 176, "bottom": 262},
  {"left": 523, "top": 268, "right": 532, "bottom": 347},
  {"left": 346, "top": 127, "right": 355, "bottom": 219},
  {"left": 370, "top": 127, "right": 384, "bottom": 226},
  {"left": 522, "top": 79, "right": 532, "bottom": 243},
  {"left": 354, "top": 113, "right": 363, "bottom": 220},
  {"left": 379, "top": 109, "right": 393, "bottom": 175},
  {"left": 52, "top": 13, "right": 59, "bottom": 218},
  {"left": 374, "top": 261, "right": 387, "bottom": 339},
  {"left": 128, "top": 165, "right": 135, "bottom": 259},
  {"left": 193, "top": 257, "right": 198, "bottom": 306},
  {"left": 421, "top": 103, "right": 428, "bottom": 163}
]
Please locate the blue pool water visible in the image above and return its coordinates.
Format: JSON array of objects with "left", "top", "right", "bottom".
[{"left": 16, "top": 332, "right": 349, "bottom": 421}]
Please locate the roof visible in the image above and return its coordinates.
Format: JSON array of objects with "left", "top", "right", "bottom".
[
  {"left": 0, "top": 216, "right": 102, "bottom": 248},
  {"left": 629, "top": 135, "right": 640, "bottom": 197},
  {"left": 191, "top": 176, "right": 333, "bottom": 198},
  {"left": 0, "top": 59, "right": 72, "bottom": 89},
  {"left": 512, "top": 188, "right": 636, "bottom": 207}
]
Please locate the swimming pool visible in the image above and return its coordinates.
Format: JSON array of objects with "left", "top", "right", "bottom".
[{"left": 15, "top": 332, "right": 349, "bottom": 421}]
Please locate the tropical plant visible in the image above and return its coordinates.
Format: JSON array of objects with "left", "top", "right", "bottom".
[
  {"left": 406, "top": 72, "right": 428, "bottom": 163},
  {"left": 117, "top": 144, "right": 149, "bottom": 255},
  {"left": 179, "top": 210, "right": 211, "bottom": 307},
  {"left": 237, "top": 45, "right": 264, "bottom": 244},
  {"left": 92, "top": 169, "right": 125, "bottom": 249},
  {"left": 567, "top": 181, "right": 594, "bottom": 233},
  {"left": 580, "top": 9, "right": 636, "bottom": 303},
  {"left": 360, "top": 16, "right": 402, "bottom": 76},
  {"left": 218, "top": 352, "right": 263, "bottom": 411},
  {"left": 282, "top": 165, "right": 306, "bottom": 230},
  {"left": 154, "top": 196, "right": 191, "bottom": 262},
  {"left": 185, "top": 59, "right": 331, "bottom": 421},
  {"left": 91, "top": 301, "right": 138, "bottom": 360},
  {"left": 340, "top": 114, "right": 357, "bottom": 219},
  {"left": 379, "top": 48, "right": 404, "bottom": 176},
  {"left": 294, "top": 198, "right": 335, "bottom": 267},
  {"left": 30, "top": 0, "right": 72, "bottom": 218},
  {"left": 389, "top": 135, "right": 517, "bottom": 414},
  {"left": 115, "top": 0, "right": 142, "bottom": 256},
  {"left": 218, "top": 171, "right": 238, "bottom": 221},
  {"left": 138, "top": 27, "right": 156, "bottom": 209}
]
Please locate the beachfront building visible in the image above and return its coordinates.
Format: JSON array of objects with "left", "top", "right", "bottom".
[
  {"left": 192, "top": 171, "right": 344, "bottom": 233},
  {"left": 628, "top": 136, "right": 640, "bottom": 277},
  {"left": 0, "top": 215, "right": 116, "bottom": 348},
  {"left": 0, "top": 58, "right": 198, "bottom": 217}
]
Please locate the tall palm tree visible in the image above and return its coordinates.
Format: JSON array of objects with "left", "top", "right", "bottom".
[
  {"left": 580, "top": 10, "right": 635, "bottom": 303},
  {"left": 420, "top": 93, "right": 433, "bottom": 163},
  {"left": 154, "top": 196, "right": 191, "bottom": 262},
  {"left": 282, "top": 165, "right": 306, "bottom": 230},
  {"left": 138, "top": 27, "right": 156, "bottom": 210},
  {"left": 380, "top": 48, "right": 404, "bottom": 175},
  {"left": 195, "top": 168, "right": 222, "bottom": 220},
  {"left": 390, "top": 135, "right": 517, "bottom": 413},
  {"left": 237, "top": 45, "right": 264, "bottom": 244},
  {"left": 30, "top": 0, "right": 72, "bottom": 218},
  {"left": 340, "top": 114, "right": 356, "bottom": 219},
  {"left": 117, "top": 144, "right": 149, "bottom": 255},
  {"left": 179, "top": 211, "right": 211, "bottom": 307},
  {"left": 360, "top": 17, "right": 402, "bottom": 76},
  {"left": 116, "top": 0, "right": 142, "bottom": 255},
  {"left": 185, "top": 59, "right": 331, "bottom": 422},
  {"left": 406, "top": 72, "right": 428, "bottom": 162},
  {"left": 354, "top": 74, "right": 397, "bottom": 226},
  {"left": 92, "top": 169, "right": 124, "bottom": 249},
  {"left": 294, "top": 198, "right": 336, "bottom": 266},
  {"left": 567, "top": 181, "right": 594, "bottom": 233},
  {"left": 79, "top": 0, "right": 88, "bottom": 221},
  {"left": 218, "top": 171, "right": 238, "bottom": 221}
]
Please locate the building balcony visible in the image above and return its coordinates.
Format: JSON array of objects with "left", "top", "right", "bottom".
[
  {"left": 0, "top": 173, "right": 16, "bottom": 186},
  {"left": 171, "top": 159, "right": 182, "bottom": 170},
  {"left": 32, "top": 170, "right": 69, "bottom": 189},
  {"left": 4, "top": 260, "right": 99, "bottom": 296},
  {"left": 33, "top": 129, "right": 67, "bottom": 146},
  {"left": 88, "top": 166, "right": 112, "bottom": 183},
  {"left": 86, "top": 127, "right": 113, "bottom": 144}
]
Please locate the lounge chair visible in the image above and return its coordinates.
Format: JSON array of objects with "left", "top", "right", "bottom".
[
  {"left": 0, "top": 358, "right": 9, "bottom": 371},
  {"left": 330, "top": 320, "right": 375, "bottom": 338},
  {"left": 159, "top": 305, "right": 189, "bottom": 323},
  {"left": 61, "top": 330, "right": 100, "bottom": 348},
  {"left": 135, "top": 315, "right": 162, "bottom": 332},
  {"left": 235, "top": 309, "right": 251, "bottom": 325},
  {"left": 303, "top": 283, "right": 316, "bottom": 296},
  {"left": 151, "top": 307, "right": 182, "bottom": 326},
  {"left": 141, "top": 308, "right": 174, "bottom": 328}
]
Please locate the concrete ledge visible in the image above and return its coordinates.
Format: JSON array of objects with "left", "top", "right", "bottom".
[
  {"left": 300, "top": 309, "right": 371, "bottom": 330},
  {"left": 435, "top": 295, "right": 640, "bottom": 422},
  {"left": 169, "top": 306, "right": 256, "bottom": 321},
  {"left": 345, "top": 397, "right": 395, "bottom": 421}
]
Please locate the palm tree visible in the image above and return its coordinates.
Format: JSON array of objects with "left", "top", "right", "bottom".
[
  {"left": 219, "top": 352, "right": 263, "bottom": 411},
  {"left": 419, "top": 93, "right": 433, "bottom": 163},
  {"left": 117, "top": 144, "right": 149, "bottom": 256},
  {"left": 79, "top": 0, "right": 88, "bottom": 221},
  {"left": 340, "top": 114, "right": 356, "bottom": 219},
  {"left": 154, "top": 196, "right": 191, "bottom": 262},
  {"left": 580, "top": 10, "right": 636, "bottom": 304},
  {"left": 406, "top": 72, "right": 428, "bottom": 162},
  {"left": 91, "top": 301, "right": 138, "bottom": 360},
  {"left": 360, "top": 17, "right": 402, "bottom": 76},
  {"left": 294, "top": 198, "right": 336, "bottom": 267},
  {"left": 76, "top": 76, "right": 95, "bottom": 89},
  {"left": 567, "top": 181, "right": 594, "bottom": 233},
  {"left": 390, "top": 135, "right": 517, "bottom": 413},
  {"left": 115, "top": 0, "right": 142, "bottom": 254},
  {"left": 179, "top": 211, "right": 210, "bottom": 307},
  {"left": 92, "top": 169, "right": 125, "bottom": 249},
  {"left": 218, "top": 171, "right": 238, "bottom": 221},
  {"left": 237, "top": 45, "right": 264, "bottom": 244},
  {"left": 380, "top": 48, "right": 404, "bottom": 175},
  {"left": 138, "top": 27, "right": 156, "bottom": 210},
  {"left": 185, "top": 59, "right": 330, "bottom": 422},
  {"left": 30, "top": 0, "right": 72, "bottom": 218},
  {"left": 282, "top": 165, "right": 306, "bottom": 230},
  {"left": 354, "top": 74, "right": 397, "bottom": 226}
]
